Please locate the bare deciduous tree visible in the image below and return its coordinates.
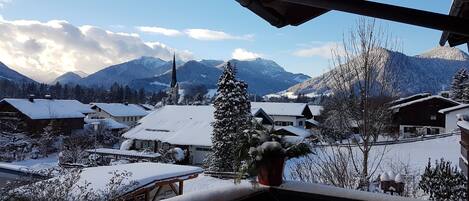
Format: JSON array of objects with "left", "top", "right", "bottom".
[{"left": 322, "top": 18, "right": 401, "bottom": 190}]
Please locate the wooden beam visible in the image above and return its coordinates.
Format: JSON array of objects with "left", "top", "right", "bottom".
[
  {"left": 152, "top": 186, "right": 162, "bottom": 201},
  {"left": 169, "top": 183, "right": 179, "bottom": 195},
  {"left": 281, "top": 0, "right": 469, "bottom": 37},
  {"left": 179, "top": 181, "right": 184, "bottom": 195}
]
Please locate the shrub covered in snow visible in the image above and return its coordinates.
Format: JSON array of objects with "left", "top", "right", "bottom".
[
  {"left": 237, "top": 123, "right": 311, "bottom": 181},
  {"left": 419, "top": 158, "right": 466, "bottom": 201}
]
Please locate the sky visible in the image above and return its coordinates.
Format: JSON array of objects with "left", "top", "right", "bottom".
[{"left": 0, "top": 0, "right": 464, "bottom": 82}]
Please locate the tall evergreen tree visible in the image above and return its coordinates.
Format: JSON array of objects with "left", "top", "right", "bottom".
[
  {"left": 209, "top": 62, "right": 251, "bottom": 172},
  {"left": 451, "top": 68, "right": 468, "bottom": 102}
]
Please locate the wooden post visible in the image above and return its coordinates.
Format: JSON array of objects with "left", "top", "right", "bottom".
[
  {"left": 458, "top": 121, "right": 469, "bottom": 201},
  {"left": 179, "top": 181, "right": 184, "bottom": 195}
]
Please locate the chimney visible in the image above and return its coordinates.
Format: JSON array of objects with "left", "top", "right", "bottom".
[
  {"left": 44, "top": 94, "right": 52, "bottom": 100},
  {"left": 28, "top": 94, "right": 35, "bottom": 102}
]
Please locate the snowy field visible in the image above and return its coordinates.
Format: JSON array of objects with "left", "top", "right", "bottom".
[
  {"left": 286, "top": 134, "right": 460, "bottom": 178},
  {"left": 9, "top": 153, "right": 59, "bottom": 170}
]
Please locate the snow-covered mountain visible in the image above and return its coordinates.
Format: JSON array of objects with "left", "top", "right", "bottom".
[
  {"left": 0, "top": 61, "right": 36, "bottom": 83},
  {"left": 129, "top": 58, "right": 310, "bottom": 95},
  {"left": 51, "top": 71, "right": 87, "bottom": 85},
  {"left": 78, "top": 56, "right": 170, "bottom": 87},
  {"left": 284, "top": 46, "right": 469, "bottom": 96}
]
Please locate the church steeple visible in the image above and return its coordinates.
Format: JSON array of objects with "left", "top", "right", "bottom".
[{"left": 170, "top": 53, "right": 177, "bottom": 88}]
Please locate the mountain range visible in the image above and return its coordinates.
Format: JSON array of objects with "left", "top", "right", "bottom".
[
  {"left": 2, "top": 46, "right": 469, "bottom": 97},
  {"left": 0, "top": 61, "right": 36, "bottom": 83},
  {"left": 283, "top": 46, "right": 469, "bottom": 97},
  {"left": 129, "top": 58, "right": 310, "bottom": 95}
]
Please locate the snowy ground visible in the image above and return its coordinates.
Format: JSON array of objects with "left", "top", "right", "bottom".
[
  {"left": 286, "top": 134, "right": 460, "bottom": 178},
  {"left": 10, "top": 153, "right": 59, "bottom": 170},
  {"left": 184, "top": 174, "right": 246, "bottom": 194}
]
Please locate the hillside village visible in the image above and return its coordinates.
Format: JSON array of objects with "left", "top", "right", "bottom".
[{"left": 1, "top": 1, "right": 469, "bottom": 201}]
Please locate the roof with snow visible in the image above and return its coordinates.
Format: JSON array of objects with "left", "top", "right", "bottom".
[
  {"left": 85, "top": 148, "right": 161, "bottom": 159},
  {"left": 123, "top": 105, "right": 215, "bottom": 146},
  {"left": 308, "top": 105, "right": 323, "bottom": 116},
  {"left": 91, "top": 103, "right": 148, "bottom": 117},
  {"left": 389, "top": 93, "right": 431, "bottom": 106},
  {"left": 72, "top": 162, "right": 203, "bottom": 197},
  {"left": 251, "top": 102, "right": 311, "bottom": 117},
  {"left": 123, "top": 105, "right": 271, "bottom": 146},
  {"left": 439, "top": 104, "right": 469, "bottom": 114},
  {"left": 389, "top": 95, "right": 461, "bottom": 110},
  {"left": 306, "top": 119, "right": 320, "bottom": 127},
  {"left": 0, "top": 98, "right": 93, "bottom": 120},
  {"left": 274, "top": 126, "right": 312, "bottom": 138}
]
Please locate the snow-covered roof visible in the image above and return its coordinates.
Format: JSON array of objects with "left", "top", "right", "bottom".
[
  {"left": 275, "top": 126, "right": 312, "bottom": 138},
  {"left": 308, "top": 105, "right": 323, "bottom": 116},
  {"left": 457, "top": 120, "right": 469, "bottom": 131},
  {"left": 0, "top": 98, "right": 93, "bottom": 120},
  {"left": 86, "top": 148, "right": 161, "bottom": 158},
  {"left": 439, "top": 104, "right": 469, "bottom": 114},
  {"left": 74, "top": 162, "right": 203, "bottom": 197},
  {"left": 251, "top": 107, "right": 274, "bottom": 124},
  {"left": 390, "top": 93, "right": 431, "bottom": 105},
  {"left": 306, "top": 119, "right": 320, "bottom": 127},
  {"left": 389, "top": 95, "right": 461, "bottom": 110},
  {"left": 91, "top": 103, "right": 148, "bottom": 117},
  {"left": 85, "top": 118, "right": 129, "bottom": 130},
  {"left": 123, "top": 105, "right": 214, "bottom": 146},
  {"left": 251, "top": 102, "right": 309, "bottom": 117},
  {"left": 137, "top": 104, "right": 155, "bottom": 111}
]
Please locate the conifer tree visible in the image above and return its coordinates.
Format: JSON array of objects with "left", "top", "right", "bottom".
[
  {"left": 419, "top": 158, "right": 467, "bottom": 200},
  {"left": 209, "top": 62, "right": 251, "bottom": 172},
  {"left": 451, "top": 68, "right": 468, "bottom": 102}
]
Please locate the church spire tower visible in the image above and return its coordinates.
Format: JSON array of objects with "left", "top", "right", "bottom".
[
  {"left": 166, "top": 53, "right": 179, "bottom": 105},
  {"left": 170, "top": 53, "right": 177, "bottom": 88}
]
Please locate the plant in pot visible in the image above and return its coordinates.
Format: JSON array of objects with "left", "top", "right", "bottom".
[{"left": 236, "top": 121, "right": 312, "bottom": 186}]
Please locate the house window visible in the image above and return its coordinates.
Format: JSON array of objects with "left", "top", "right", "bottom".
[
  {"left": 430, "top": 115, "right": 437, "bottom": 120},
  {"left": 135, "top": 140, "right": 142, "bottom": 149},
  {"left": 275, "top": 121, "right": 294, "bottom": 126},
  {"left": 196, "top": 147, "right": 212, "bottom": 151},
  {"left": 403, "top": 127, "right": 416, "bottom": 133},
  {"left": 299, "top": 121, "right": 303, "bottom": 126}
]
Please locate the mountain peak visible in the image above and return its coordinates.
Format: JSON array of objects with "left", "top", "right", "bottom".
[
  {"left": 418, "top": 46, "right": 469, "bottom": 61},
  {"left": 0, "top": 61, "right": 36, "bottom": 83},
  {"left": 134, "top": 56, "right": 167, "bottom": 67}
]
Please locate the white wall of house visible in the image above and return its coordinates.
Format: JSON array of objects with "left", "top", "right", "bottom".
[
  {"left": 445, "top": 108, "right": 469, "bottom": 132},
  {"left": 90, "top": 108, "right": 143, "bottom": 126},
  {"left": 271, "top": 115, "right": 306, "bottom": 127},
  {"left": 399, "top": 124, "right": 445, "bottom": 136},
  {"left": 189, "top": 146, "right": 211, "bottom": 165}
]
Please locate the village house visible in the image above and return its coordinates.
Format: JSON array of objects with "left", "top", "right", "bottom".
[
  {"left": 250, "top": 102, "right": 321, "bottom": 128},
  {"left": 89, "top": 103, "right": 148, "bottom": 126},
  {"left": 122, "top": 105, "right": 275, "bottom": 165},
  {"left": 389, "top": 94, "right": 461, "bottom": 136},
  {"left": 439, "top": 104, "right": 469, "bottom": 133},
  {"left": 0, "top": 97, "right": 94, "bottom": 134}
]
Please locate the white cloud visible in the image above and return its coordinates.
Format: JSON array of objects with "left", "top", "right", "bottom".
[
  {"left": 293, "top": 42, "right": 344, "bottom": 59},
  {"left": 0, "top": 0, "right": 11, "bottom": 9},
  {"left": 0, "top": 18, "right": 193, "bottom": 82},
  {"left": 231, "top": 48, "right": 261, "bottom": 60},
  {"left": 185, "top": 29, "right": 253, "bottom": 41},
  {"left": 136, "top": 26, "right": 182, "bottom": 37}
]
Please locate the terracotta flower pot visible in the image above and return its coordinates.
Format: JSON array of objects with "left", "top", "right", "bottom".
[{"left": 257, "top": 157, "right": 285, "bottom": 186}]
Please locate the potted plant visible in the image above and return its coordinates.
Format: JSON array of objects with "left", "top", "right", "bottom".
[{"left": 237, "top": 122, "right": 311, "bottom": 186}]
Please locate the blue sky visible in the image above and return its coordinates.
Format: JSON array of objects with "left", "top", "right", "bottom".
[{"left": 0, "top": 0, "right": 462, "bottom": 81}]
